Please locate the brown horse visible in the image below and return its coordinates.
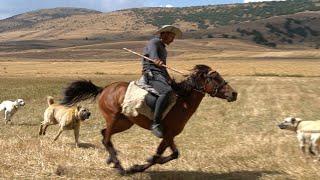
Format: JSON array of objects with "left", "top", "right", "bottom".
[{"left": 60, "top": 64, "right": 237, "bottom": 174}]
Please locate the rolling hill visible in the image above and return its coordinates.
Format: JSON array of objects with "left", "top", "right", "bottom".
[
  {"left": 190, "top": 11, "right": 320, "bottom": 48},
  {"left": 0, "top": 0, "right": 319, "bottom": 48},
  {"left": 0, "top": 7, "right": 101, "bottom": 33}
]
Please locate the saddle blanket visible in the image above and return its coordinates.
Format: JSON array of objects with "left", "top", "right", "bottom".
[{"left": 121, "top": 81, "right": 177, "bottom": 120}]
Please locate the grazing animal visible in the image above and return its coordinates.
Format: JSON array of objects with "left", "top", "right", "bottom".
[
  {"left": 0, "top": 99, "right": 25, "bottom": 124},
  {"left": 39, "top": 96, "right": 91, "bottom": 147},
  {"left": 278, "top": 116, "right": 320, "bottom": 160},
  {"left": 60, "top": 64, "right": 237, "bottom": 174}
]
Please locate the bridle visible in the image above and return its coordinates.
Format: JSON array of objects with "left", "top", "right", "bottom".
[
  {"left": 209, "top": 79, "right": 228, "bottom": 97},
  {"left": 192, "top": 71, "right": 228, "bottom": 97}
]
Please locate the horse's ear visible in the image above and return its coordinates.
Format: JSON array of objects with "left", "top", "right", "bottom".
[
  {"left": 208, "top": 70, "right": 217, "bottom": 75},
  {"left": 203, "top": 70, "right": 214, "bottom": 78}
]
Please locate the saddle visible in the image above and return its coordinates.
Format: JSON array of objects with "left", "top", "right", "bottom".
[{"left": 121, "top": 81, "right": 177, "bottom": 120}]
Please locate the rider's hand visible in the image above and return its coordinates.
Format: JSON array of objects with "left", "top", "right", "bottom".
[
  {"left": 167, "top": 75, "right": 173, "bottom": 84},
  {"left": 154, "top": 59, "right": 164, "bottom": 67}
]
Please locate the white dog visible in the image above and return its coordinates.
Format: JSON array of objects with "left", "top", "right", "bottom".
[
  {"left": 0, "top": 99, "right": 25, "bottom": 124},
  {"left": 278, "top": 117, "right": 320, "bottom": 160}
]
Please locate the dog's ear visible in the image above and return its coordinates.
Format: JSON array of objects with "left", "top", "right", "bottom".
[
  {"left": 77, "top": 105, "right": 82, "bottom": 111},
  {"left": 291, "top": 117, "right": 297, "bottom": 124},
  {"left": 295, "top": 118, "right": 302, "bottom": 122}
]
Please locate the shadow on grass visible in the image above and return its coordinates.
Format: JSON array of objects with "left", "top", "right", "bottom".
[
  {"left": 79, "top": 142, "right": 97, "bottom": 149},
  {"left": 66, "top": 142, "right": 97, "bottom": 149},
  {"left": 15, "top": 122, "right": 39, "bottom": 126},
  {"left": 147, "top": 170, "right": 282, "bottom": 180}
]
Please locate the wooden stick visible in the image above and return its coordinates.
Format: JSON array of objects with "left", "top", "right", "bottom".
[{"left": 123, "top": 48, "right": 186, "bottom": 75}]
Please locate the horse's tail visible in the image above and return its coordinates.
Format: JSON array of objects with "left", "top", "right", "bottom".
[{"left": 60, "top": 80, "right": 104, "bottom": 106}]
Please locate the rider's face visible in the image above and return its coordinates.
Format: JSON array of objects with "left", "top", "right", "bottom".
[{"left": 160, "top": 32, "right": 176, "bottom": 45}]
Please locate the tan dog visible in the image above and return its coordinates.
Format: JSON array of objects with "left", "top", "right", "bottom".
[
  {"left": 278, "top": 117, "right": 320, "bottom": 160},
  {"left": 39, "top": 96, "right": 91, "bottom": 147}
]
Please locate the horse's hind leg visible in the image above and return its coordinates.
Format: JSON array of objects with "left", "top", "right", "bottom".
[
  {"left": 101, "top": 129, "right": 118, "bottom": 165},
  {"left": 101, "top": 115, "right": 133, "bottom": 175}
]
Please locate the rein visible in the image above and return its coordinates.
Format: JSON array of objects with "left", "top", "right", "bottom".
[
  {"left": 192, "top": 75, "right": 228, "bottom": 97},
  {"left": 210, "top": 80, "right": 228, "bottom": 97}
]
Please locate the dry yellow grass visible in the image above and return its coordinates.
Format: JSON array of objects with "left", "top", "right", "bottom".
[
  {"left": 0, "top": 39, "right": 319, "bottom": 78},
  {"left": 1, "top": 59, "right": 320, "bottom": 78},
  {"left": 0, "top": 38, "right": 320, "bottom": 179},
  {"left": 0, "top": 76, "right": 320, "bottom": 179}
]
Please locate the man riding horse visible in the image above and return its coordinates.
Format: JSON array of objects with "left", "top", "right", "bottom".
[
  {"left": 60, "top": 25, "right": 237, "bottom": 174},
  {"left": 140, "top": 25, "right": 182, "bottom": 138}
]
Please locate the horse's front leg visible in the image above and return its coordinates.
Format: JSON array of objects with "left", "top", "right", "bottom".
[
  {"left": 126, "top": 138, "right": 170, "bottom": 174},
  {"left": 148, "top": 140, "right": 179, "bottom": 164}
]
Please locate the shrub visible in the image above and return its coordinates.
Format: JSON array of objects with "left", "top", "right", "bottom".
[
  {"left": 207, "top": 34, "right": 214, "bottom": 38},
  {"left": 305, "top": 26, "right": 319, "bottom": 36},
  {"left": 222, "top": 34, "right": 229, "bottom": 38}
]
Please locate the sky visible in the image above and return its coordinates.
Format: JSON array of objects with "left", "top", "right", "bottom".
[{"left": 0, "top": 0, "right": 285, "bottom": 20}]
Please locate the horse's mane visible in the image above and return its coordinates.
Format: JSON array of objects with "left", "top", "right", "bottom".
[{"left": 172, "top": 65, "right": 212, "bottom": 96}]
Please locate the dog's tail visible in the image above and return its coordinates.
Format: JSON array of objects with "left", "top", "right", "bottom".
[
  {"left": 47, "top": 96, "right": 54, "bottom": 106},
  {"left": 60, "top": 80, "right": 104, "bottom": 106}
]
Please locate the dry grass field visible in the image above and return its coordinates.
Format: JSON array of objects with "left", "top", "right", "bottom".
[{"left": 0, "top": 38, "right": 320, "bottom": 179}]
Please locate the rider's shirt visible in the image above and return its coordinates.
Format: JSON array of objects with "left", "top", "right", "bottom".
[{"left": 142, "top": 37, "right": 170, "bottom": 79}]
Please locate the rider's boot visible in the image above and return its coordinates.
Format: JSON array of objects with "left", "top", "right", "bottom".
[{"left": 151, "top": 92, "right": 170, "bottom": 138}]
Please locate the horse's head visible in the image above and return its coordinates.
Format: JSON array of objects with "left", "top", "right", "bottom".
[{"left": 190, "top": 65, "right": 237, "bottom": 102}]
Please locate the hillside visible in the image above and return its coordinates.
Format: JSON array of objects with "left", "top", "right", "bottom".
[
  {"left": 0, "top": 0, "right": 319, "bottom": 48},
  {"left": 188, "top": 11, "right": 320, "bottom": 48},
  {"left": 0, "top": 7, "right": 101, "bottom": 33},
  {"left": 131, "top": 0, "right": 320, "bottom": 28}
]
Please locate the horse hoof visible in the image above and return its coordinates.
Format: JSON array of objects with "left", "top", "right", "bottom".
[
  {"left": 127, "top": 164, "right": 145, "bottom": 174},
  {"left": 126, "top": 165, "right": 139, "bottom": 174},
  {"left": 117, "top": 168, "right": 126, "bottom": 175},
  {"left": 146, "top": 157, "right": 153, "bottom": 163},
  {"left": 146, "top": 155, "right": 160, "bottom": 163},
  {"left": 106, "top": 157, "right": 112, "bottom": 165}
]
